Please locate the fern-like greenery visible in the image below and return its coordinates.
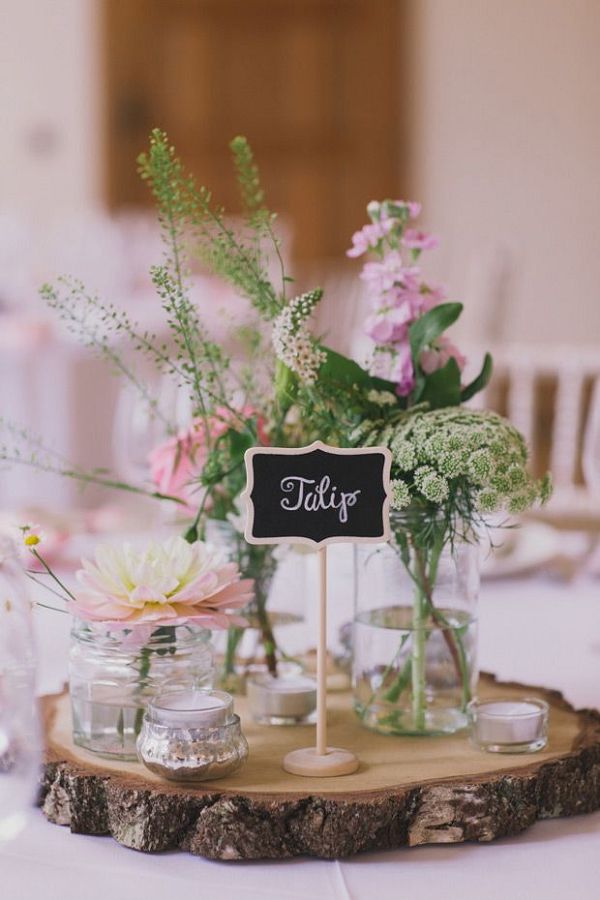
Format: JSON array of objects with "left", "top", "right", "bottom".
[{"left": 138, "top": 130, "right": 284, "bottom": 320}]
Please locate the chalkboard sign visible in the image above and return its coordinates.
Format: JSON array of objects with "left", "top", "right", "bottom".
[{"left": 243, "top": 441, "right": 392, "bottom": 548}]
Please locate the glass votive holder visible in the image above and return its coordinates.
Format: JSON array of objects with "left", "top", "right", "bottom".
[
  {"left": 246, "top": 672, "right": 317, "bottom": 726},
  {"left": 468, "top": 697, "right": 549, "bottom": 753},
  {"left": 136, "top": 690, "right": 248, "bottom": 782}
]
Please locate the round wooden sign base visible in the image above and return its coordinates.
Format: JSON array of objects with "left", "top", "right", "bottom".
[
  {"left": 283, "top": 746, "right": 360, "bottom": 777},
  {"left": 40, "top": 673, "right": 600, "bottom": 861}
]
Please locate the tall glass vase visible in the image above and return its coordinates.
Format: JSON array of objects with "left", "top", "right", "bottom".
[
  {"left": 207, "top": 521, "right": 306, "bottom": 691},
  {"left": 353, "top": 516, "right": 479, "bottom": 736}
]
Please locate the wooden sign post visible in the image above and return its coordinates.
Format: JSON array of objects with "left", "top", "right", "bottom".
[{"left": 243, "top": 440, "right": 392, "bottom": 777}]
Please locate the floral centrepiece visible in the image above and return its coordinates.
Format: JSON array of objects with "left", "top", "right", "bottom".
[{"left": 1, "top": 131, "right": 550, "bottom": 721}]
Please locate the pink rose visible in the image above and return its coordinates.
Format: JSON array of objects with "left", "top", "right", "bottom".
[
  {"left": 149, "top": 406, "right": 268, "bottom": 506},
  {"left": 148, "top": 431, "right": 204, "bottom": 505}
]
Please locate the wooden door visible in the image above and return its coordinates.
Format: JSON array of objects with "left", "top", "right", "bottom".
[{"left": 103, "top": 0, "right": 402, "bottom": 262}]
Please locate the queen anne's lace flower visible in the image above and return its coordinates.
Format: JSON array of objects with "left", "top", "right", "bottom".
[
  {"left": 414, "top": 466, "right": 450, "bottom": 503},
  {"left": 362, "top": 407, "right": 551, "bottom": 516},
  {"left": 390, "top": 479, "right": 411, "bottom": 510},
  {"left": 73, "top": 536, "right": 253, "bottom": 629},
  {"left": 391, "top": 437, "right": 417, "bottom": 471}
]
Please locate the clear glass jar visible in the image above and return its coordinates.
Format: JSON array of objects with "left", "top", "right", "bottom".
[
  {"left": 206, "top": 520, "right": 307, "bottom": 690},
  {"left": 353, "top": 521, "right": 479, "bottom": 736},
  {"left": 0, "top": 539, "right": 40, "bottom": 841},
  {"left": 69, "top": 620, "right": 213, "bottom": 760}
]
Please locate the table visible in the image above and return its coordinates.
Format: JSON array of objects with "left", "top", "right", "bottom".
[{"left": 2, "top": 574, "right": 600, "bottom": 900}]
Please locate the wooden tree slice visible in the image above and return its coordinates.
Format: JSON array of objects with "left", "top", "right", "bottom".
[{"left": 40, "top": 673, "right": 600, "bottom": 860}]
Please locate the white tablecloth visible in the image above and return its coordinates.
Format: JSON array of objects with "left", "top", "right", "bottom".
[{"left": 2, "top": 574, "right": 600, "bottom": 900}]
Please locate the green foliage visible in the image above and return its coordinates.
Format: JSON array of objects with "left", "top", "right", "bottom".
[
  {"left": 461, "top": 352, "right": 493, "bottom": 402},
  {"left": 418, "top": 358, "right": 462, "bottom": 409},
  {"left": 138, "top": 129, "right": 283, "bottom": 320},
  {"left": 230, "top": 135, "right": 266, "bottom": 220},
  {"left": 408, "top": 303, "right": 463, "bottom": 406},
  {"left": 408, "top": 303, "right": 463, "bottom": 360}
]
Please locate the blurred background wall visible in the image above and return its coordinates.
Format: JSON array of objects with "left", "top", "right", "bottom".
[
  {"left": 0, "top": 0, "right": 101, "bottom": 220},
  {"left": 408, "top": 0, "right": 600, "bottom": 346},
  {"left": 1, "top": 0, "right": 599, "bottom": 343},
  {"left": 0, "top": 0, "right": 598, "bottom": 514}
]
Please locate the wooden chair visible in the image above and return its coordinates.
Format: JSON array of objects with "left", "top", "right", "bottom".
[{"left": 475, "top": 344, "right": 600, "bottom": 531}]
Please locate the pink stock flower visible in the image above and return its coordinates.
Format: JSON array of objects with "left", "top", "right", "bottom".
[
  {"left": 360, "top": 253, "right": 419, "bottom": 295},
  {"left": 149, "top": 406, "right": 268, "bottom": 505},
  {"left": 421, "top": 283, "right": 447, "bottom": 305},
  {"left": 420, "top": 337, "right": 466, "bottom": 375},
  {"left": 73, "top": 536, "right": 253, "bottom": 629},
  {"left": 369, "top": 343, "right": 415, "bottom": 397},
  {"left": 365, "top": 305, "right": 413, "bottom": 343},
  {"left": 355, "top": 198, "right": 464, "bottom": 397},
  {"left": 401, "top": 228, "right": 439, "bottom": 251},
  {"left": 390, "top": 342, "right": 415, "bottom": 397},
  {"left": 402, "top": 201, "right": 422, "bottom": 219},
  {"left": 346, "top": 218, "right": 394, "bottom": 258}
]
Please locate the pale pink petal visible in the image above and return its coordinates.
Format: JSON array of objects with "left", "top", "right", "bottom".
[
  {"left": 129, "top": 584, "right": 169, "bottom": 606},
  {"left": 203, "top": 579, "right": 255, "bottom": 609}
]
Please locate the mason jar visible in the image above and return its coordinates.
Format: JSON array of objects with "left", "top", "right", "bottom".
[
  {"left": 353, "top": 523, "right": 480, "bottom": 736},
  {"left": 69, "top": 620, "right": 213, "bottom": 760}
]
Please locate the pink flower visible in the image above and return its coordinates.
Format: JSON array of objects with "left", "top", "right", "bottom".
[
  {"left": 149, "top": 406, "right": 268, "bottom": 506},
  {"left": 365, "top": 305, "right": 412, "bottom": 343},
  {"left": 420, "top": 337, "right": 466, "bottom": 375},
  {"left": 148, "top": 431, "right": 205, "bottom": 504},
  {"left": 401, "top": 229, "right": 439, "bottom": 251},
  {"left": 389, "top": 200, "right": 421, "bottom": 219},
  {"left": 73, "top": 537, "right": 253, "bottom": 629},
  {"left": 390, "top": 342, "right": 415, "bottom": 396},
  {"left": 404, "top": 201, "right": 421, "bottom": 219},
  {"left": 420, "top": 283, "right": 447, "bottom": 305},
  {"left": 360, "top": 253, "right": 419, "bottom": 295},
  {"left": 346, "top": 218, "right": 394, "bottom": 258}
]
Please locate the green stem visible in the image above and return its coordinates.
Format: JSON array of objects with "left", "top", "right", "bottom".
[
  {"left": 253, "top": 575, "right": 278, "bottom": 676},
  {"left": 410, "top": 577, "right": 427, "bottom": 732},
  {"left": 223, "top": 625, "right": 244, "bottom": 677},
  {"left": 381, "top": 642, "right": 412, "bottom": 703},
  {"left": 134, "top": 646, "right": 152, "bottom": 736},
  {"left": 30, "top": 549, "right": 78, "bottom": 602},
  {"left": 414, "top": 534, "right": 472, "bottom": 713}
]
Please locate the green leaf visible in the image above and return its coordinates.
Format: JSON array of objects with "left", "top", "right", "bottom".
[
  {"left": 320, "top": 346, "right": 396, "bottom": 393},
  {"left": 418, "top": 357, "right": 462, "bottom": 409},
  {"left": 274, "top": 359, "right": 297, "bottom": 410},
  {"left": 408, "top": 303, "right": 463, "bottom": 362},
  {"left": 460, "top": 352, "right": 493, "bottom": 402}
]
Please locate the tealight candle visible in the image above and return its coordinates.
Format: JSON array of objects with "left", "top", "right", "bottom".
[
  {"left": 468, "top": 697, "right": 549, "bottom": 753},
  {"left": 147, "top": 690, "right": 233, "bottom": 728},
  {"left": 137, "top": 689, "right": 248, "bottom": 782},
  {"left": 247, "top": 673, "right": 317, "bottom": 725}
]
